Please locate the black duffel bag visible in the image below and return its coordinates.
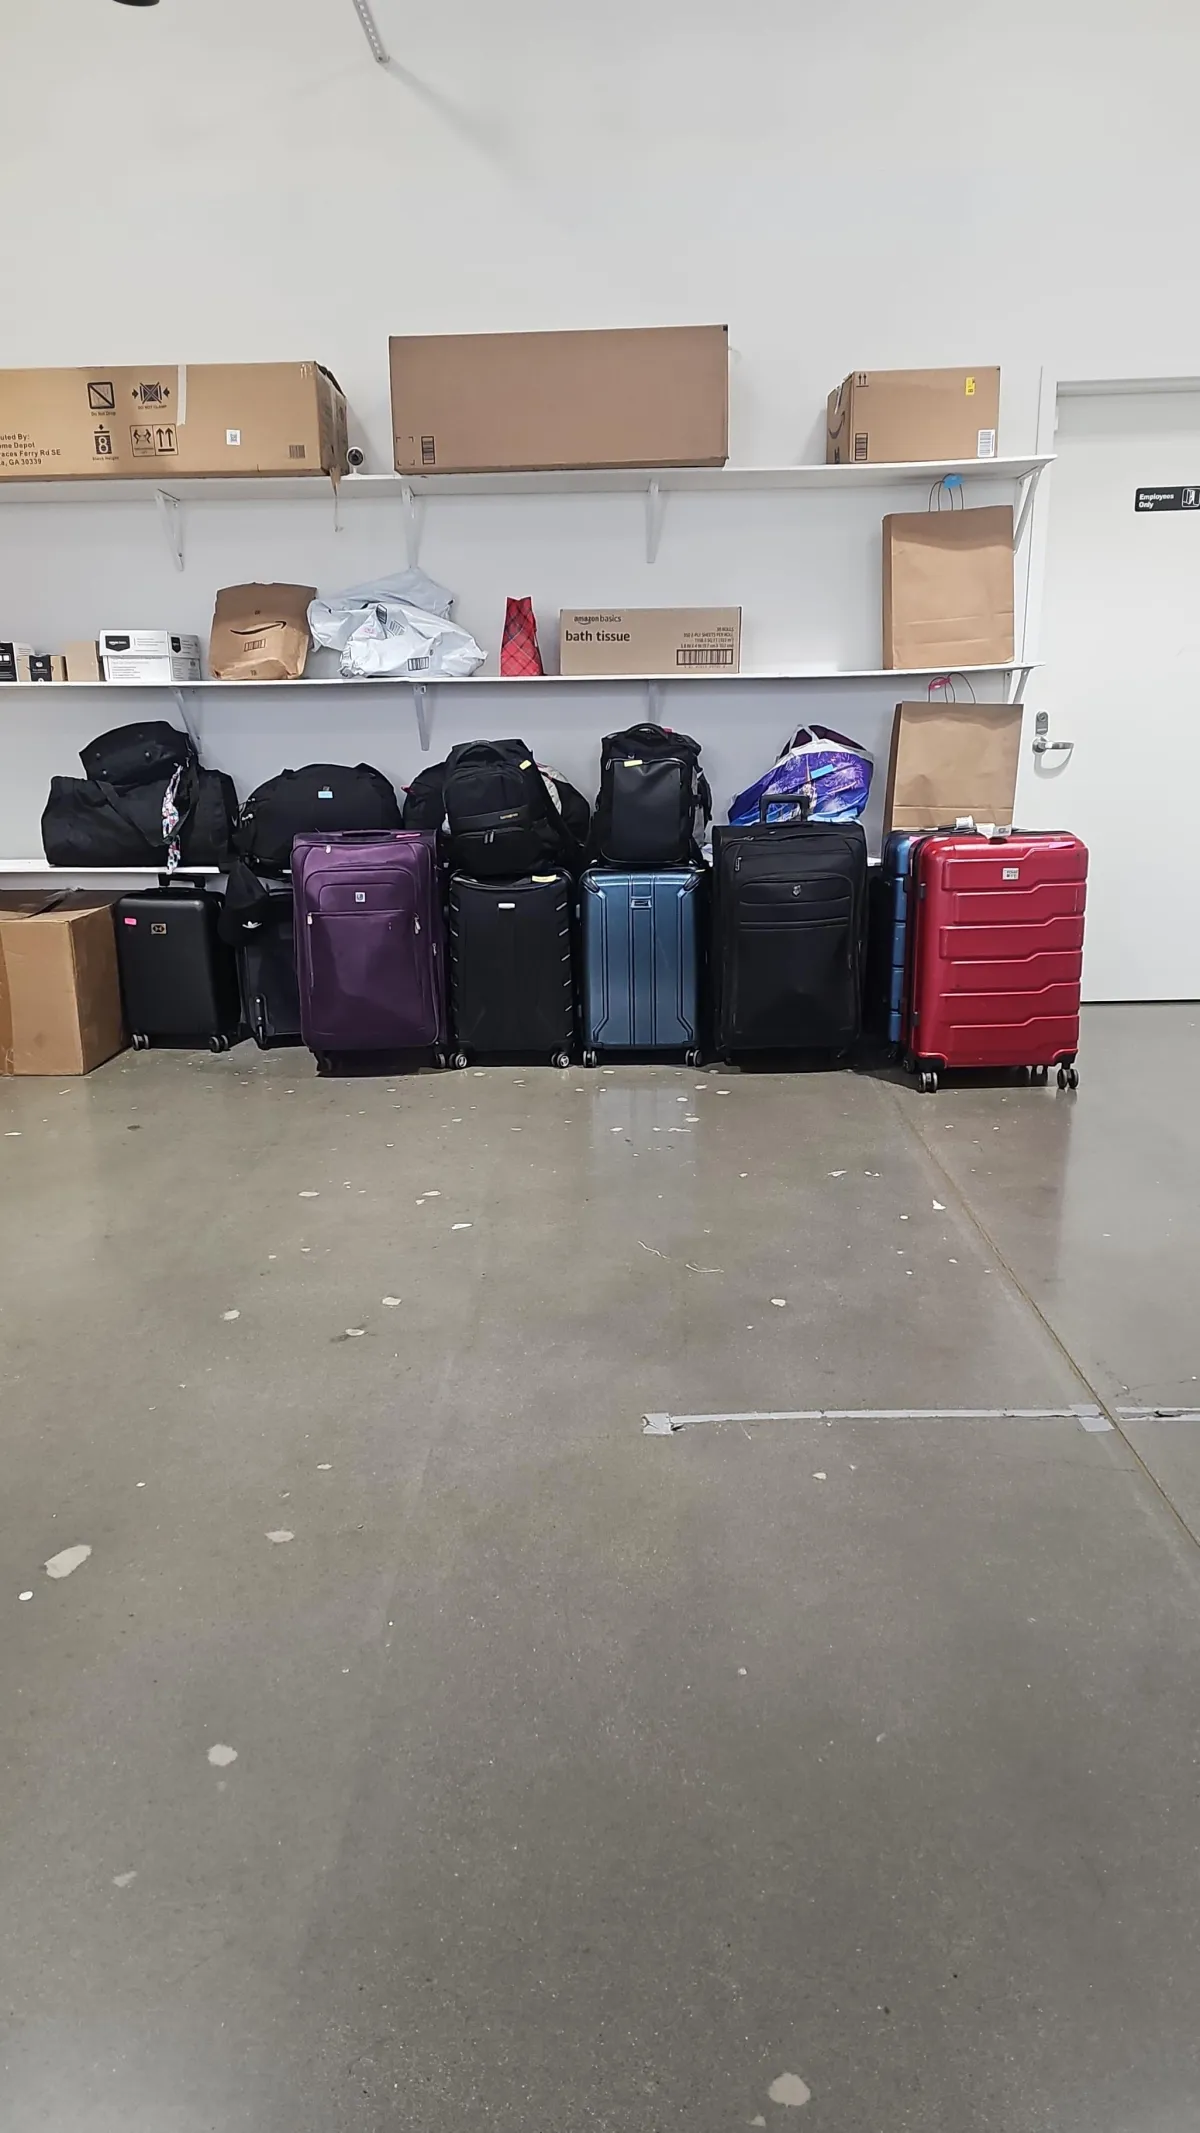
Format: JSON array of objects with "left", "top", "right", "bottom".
[
  {"left": 79, "top": 720, "right": 195, "bottom": 789},
  {"left": 217, "top": 762, "right": 403, "bottom": 939},
  {"left": 42, "top": 762, "right": 238, "bottom": 869}
]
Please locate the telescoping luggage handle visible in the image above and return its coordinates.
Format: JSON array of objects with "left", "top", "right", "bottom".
[{"left": 758, "top": 789, "right": 814, "bottom": 824}]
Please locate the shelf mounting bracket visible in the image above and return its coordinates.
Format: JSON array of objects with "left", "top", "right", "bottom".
[
  {"left": 170, "top": 686, "right": 200, "bottom": 749},
  {"left": 156, "top": 489, "right": 184, "bottom": 571},
  {"left": 1012, "top": 462, "right": 1045, "bottom": 554},
  {"left": 644, "top": 478, "right": 666, "bottom": 565},
  {"left": 646, "top": 679, "right": 666, "bottom": 721},
  {"left": 412, "top": 681, "right": 434, "bottom": 752},
  {"left": 401, "top": 482, "right": 425, "bottom": 569}
]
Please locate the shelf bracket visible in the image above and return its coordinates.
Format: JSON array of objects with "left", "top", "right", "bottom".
[
  {"left": 646, "top": 679, "right": 666, "bottom": 721},
  {"left": 412, "top": 681, "right": 434, "bottom": 753},
  {"left": 1005, "top": 663, "right": 1035, "bottom": 705},
  {"left": 401, "top": 482, "right": 425, "bottom": 569},
  {"left": 644, "top": 478, "right": 666, "bottom": 565},
  {"left": 156, "top": 489, "right": 184, "bottom": 571},
  {"left": 170, "top": 686, "right": 200, "bottom": 748},
  {"left": 1012, "top": 462, "right": 1044, "bottom": 554}
]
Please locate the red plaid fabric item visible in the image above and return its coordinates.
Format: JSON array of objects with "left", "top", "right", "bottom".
[{"left": 500, "top": 596, "right": 544, "bottom": 678}]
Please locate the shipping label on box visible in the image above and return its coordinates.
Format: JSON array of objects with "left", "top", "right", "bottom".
[
  {"left": 826, "top": 368, "right": 1000, "bottom": 465},
  {"left": 103, "top": 653, "right": 203, "bottom": 685},
  {"left": 559, "top": 607, "right": 741, "bottom": 677}
]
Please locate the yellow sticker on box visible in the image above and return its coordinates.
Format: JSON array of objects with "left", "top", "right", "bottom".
[{"left": 965, "top": 376, "right": 976, "bottom": 396}]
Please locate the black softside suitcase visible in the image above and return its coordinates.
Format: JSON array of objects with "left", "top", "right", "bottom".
[
  {"left": 115, "top": 880, "right": 242, "bottom": 1051},
  {"left": 235, "top": 881, "right": 301, "bottom": 1048},
  {"left": 712, "top": 818, "right": 868, "bottom": 1056},
  {"left": 449, "top": 872, "right": 574, "bottom": 1066}
]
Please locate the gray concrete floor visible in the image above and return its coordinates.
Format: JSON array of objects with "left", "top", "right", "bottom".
[{"left": 2, "top": 1004, "right": 1199, "bottom": 2131}]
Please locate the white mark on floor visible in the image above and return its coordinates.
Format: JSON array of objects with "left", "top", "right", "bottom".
[
  {"left": 300, "top": 1246, "right": 312, "bottom": 1253},
  {"left": 298, "top": 1191, "right": 320, "bottom": 1199},
  {"left": 768, "top": 2074, "right": 812, "bottom": 2107},
  {"left": 222, "top": 1309, "right": 240, "bottom": 1322},
  {"left": 933, "top": 1199, "right": 946, "bottom": 1211},
  {"left": 4, "top": 1130, "right": 20, "bottom": 1137},
  {"left": 740, "top": 1172, "right": 748, "bottom": 1178},
  {"left": 813, "top": 1472, "right": 827, "bottom": 1482},
  {"left": 344, "top": 1327, "right": 366, "bottom": 1337},
  {"left": 451, "top": 1223, "right": 472, "bottom": 1231},
  {"left": 828, "top": 1169, "right": 846, "bottom": 1177},
  {"left": 382, "top": 1296, "right": 401, "bottom": 1308},
  {"left": 738, "top": 1666, "right": 748, "bottom": 1676},
  {"left": 207, "top": 1744, "right": 238, "bottom": 1767},
  {"left": 19, "top": 1590, "right": 33, "bottom": 1602},
  {"left": 45, "top": 1544, "right": 91, "bottom": 1580},
  {"left": 771, "top": 1298, "right": 787, "bottom": 1308},
  {"left": 316, "top": 1463, "right": 332, "bottom": 1471},
  {"left": 899, "top": 1214, "right": 909, "bottom": 1221},
  {"left": 685, "top": 1114, "right": 700, "bottom": 1121},
  {"left": 422, "top": 1190, "right": 441, "bottom": 1197},
  {"left": 751, "top": 2117, "right": 767, "bottom": 2127},
  {"left": 639, "top": 1241, "right": 664, "bottom": 1257},
  {"left": 876, "top": 1732, "right": 886, "bottom": 1743},
  {"left": 112, "top": 1871, "right": 137, "bottom": 1889},
  {"left": 265, "top": 1530, "right": 294, "bottom": 1544},
  {"left": 685, "top": 1263, "right": 724, "bottom": 1274}
]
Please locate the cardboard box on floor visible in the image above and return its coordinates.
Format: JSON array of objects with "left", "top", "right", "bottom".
[
  {"left": 391, "top": 326, "right": 729, "bottom": 474},
  {"left": 209, "top": 583, "right": 315, "bottom": 681},
  {"left": 882, "top": 504, "right": 1014, "bottom": 668},
  {"left": 827, "top": 368, "right": 1000, "bottom": 464},
  {"left": 882, "top": 700, "right": 1024, "bottom": 834},
  {"left": 559, "top": 607, "right": 741, "bottom": 677},
  {"left": 0, "top": 363, "right": 348, "bottom": 480},
  {"left": 0, "top": 893, "right": 126, "bottom": 1075}
]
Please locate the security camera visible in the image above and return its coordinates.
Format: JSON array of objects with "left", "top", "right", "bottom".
[{"left": 346, "top": 446, "right": 366, "bottom": 471}]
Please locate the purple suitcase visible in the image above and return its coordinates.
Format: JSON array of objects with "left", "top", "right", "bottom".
[{"left": 292, "top": 830, "right": 447, "bottom": 1066}]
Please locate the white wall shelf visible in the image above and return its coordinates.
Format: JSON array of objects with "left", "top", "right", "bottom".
[
  {"left": 0, "top": 662, "right": 1039, "bottom": 753},
  {"left": 0, "top": 455, "right": 1054, "bottom": 569}
]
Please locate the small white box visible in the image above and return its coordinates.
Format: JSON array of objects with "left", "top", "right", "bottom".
[
  {"left": 102, "top": 652, "right": 203, "bottom": 685},
  {"left": 98, "top": 631, "right": 202, "bottom": 661}
]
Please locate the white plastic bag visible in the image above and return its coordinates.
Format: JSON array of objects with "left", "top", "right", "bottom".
[{"left": 308, "top": 570, "right": 485, "bottom": 680}]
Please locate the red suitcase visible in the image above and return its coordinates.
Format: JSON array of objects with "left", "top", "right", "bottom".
[{"left": 905, "top": 830, "right": 1087, "bottom": 1092}]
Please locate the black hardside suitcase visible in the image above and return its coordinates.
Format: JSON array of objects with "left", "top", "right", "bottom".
[
  {"left": 236, "top": 880, "right": 301, "bottom": 1048},
  {"left": 712, "top": 818, "right": 868, "bottom": 1056},
  {"left": 115, "top": 880, "right": 242, "bottom": 1052},
  {"left": 449, "top": 872, "right": 574, "bottom": 1066}
]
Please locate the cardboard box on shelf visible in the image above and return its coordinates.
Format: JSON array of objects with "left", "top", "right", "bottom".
[
  {"left": 391, "top": 326, "right": 729, "bottom": 475},
  {"left": 0, "top": 641, "right": 34, "bottom": 682},
  {"left": 827, "top": 368, "right": 1000, "bottom": 465},
  {"left": 99, "top": 632, "right": 202, "bottom": 660},
  {"left": 0, "top": 893, "right": 126, "bottom": 1075},
  {"left": 102, "top": 653, "right": 203, "bottom": 685},
  {"left": 559, "top": 606, "right": 741, "bottom": 677},
  {"left": 208, "top": 583, "right": 315, "bottom": 681},
  {"left": 16, "top": 653, "right": 67, "bottom": 682},
  {"left": 0, "top": 362, "right": 348, "bottom": 481},
  {"left": 882, "top": 699, "right": 1024, "bottom": 834},
  {"left": 64, "top": 639, "right": 103, "bottom": 681},
  {"left": 882, "top": 504, "right": 1014, "bottom": 669}
]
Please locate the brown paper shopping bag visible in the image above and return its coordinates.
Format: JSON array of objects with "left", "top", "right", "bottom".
[
  {"left": 209, "top": 583, "right": 316, "bottom": 681},
  {"left": 881, "top": 699, "right": 1024, "bottom": 834},
  {"left": 882, "top": 504, "right": 1014, "bottom": 669}
]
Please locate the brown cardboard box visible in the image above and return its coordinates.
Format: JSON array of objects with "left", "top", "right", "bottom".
[
  {"left": 209, "top": 583, "right": 316, "bottom": 680},
  {"left": 64, "top": 639, "right": 103, "bottom": 681},
  {"left": 0, "top": 895, "right": 126, "bottom": 1075},
  {"left": 882, "top": 700, "right": 1024, "bottom": 833},
  {"left": 882, "top": 505, "right": 1014, "bottom": 668},
  {"left": 0, "top": 362, "right": 348, "bottom": 480},
  {"left": 559, "top": 607, "right": 741, "bottom": 677},
  {"left": 826, "top": 368, "right": 1000, "bottom": 464},
  {"left": 16, "top": 653, "right": 67, "bottom": 682},
  {"left": 391, "top": 327, "right": 729, "bottom": 474}
]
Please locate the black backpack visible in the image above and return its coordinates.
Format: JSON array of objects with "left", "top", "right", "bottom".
[
  {"left": 592, "top": 723, "right": 711, "bottom": 865},
  {"left": 218, "top": 762, "right": 403, "bottom": 939},
  {"left": 403, "top": 740, "right": 588, "bottom": 879}
]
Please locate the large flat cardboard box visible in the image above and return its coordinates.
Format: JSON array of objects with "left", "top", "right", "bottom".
[
  {"left": 882, "top": 504, "right": 1014, "bottom": 669},
  {"left": 391, "top": 327, "right": 729, "bottom": 474},
  {"left": 559, "top": 606, "right": 741, "bottom": 677},
  {"left": 0, "top": 894, "right": 126, "bottom": 1075},
  {"left": 827, "top": 368, "right": 1000, "bottom": 464},
  {"left": 882, "top": 700, "right": 1023, "bottom": 834},
  {"left": 0, "top": 362, "right": 348, "bottom": 480}
]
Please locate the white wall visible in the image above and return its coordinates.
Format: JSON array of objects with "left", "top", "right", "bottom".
[{"left": 2, "top": 0, "right": 1198, "bottom": 854}]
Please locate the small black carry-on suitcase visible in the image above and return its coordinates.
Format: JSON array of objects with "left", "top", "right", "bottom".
[
  {"left": 235, "top": 880, "right": 302, "bottom": 1049},
  {"left": 115, "top": 877, "right": 241, "bottom": 1052},
  {"left": 712, "top": 815, "right": 868, "bottom": 1058},
  {"left": 449, "top": 873, "right": 574, "bottom": 1067}
]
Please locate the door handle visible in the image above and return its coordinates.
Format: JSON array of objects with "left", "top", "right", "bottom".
[{"left": 1032, "top": 738, "right": 1074, "bottom": 756}]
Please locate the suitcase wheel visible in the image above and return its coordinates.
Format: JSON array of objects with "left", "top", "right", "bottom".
[
  {"left": 131, "top": 1032, "right": 150, "bottom": 1051},
  {"left": 918, "top": 1068, "right": 939, "bottom": 1094},
  {"left": 551, "top": 1051, "right": 572, "bottom": 1070},
  {"left": 315, "top": 1053, "right": 332, "bottom": 1077},
  {"left": 685, "top": 1048, "right": 703, "bottom": 1069},
  {"left": 452, "top": 1051, "right": 470, "bottom": 1071},
  {"left": 582, "top": 1049, "right": 598, "bottom": 1069},
  {"left": 1057, "top": 1062, "right": 1079, "bottom": 1091},
  {"left": 209, "top": 1034, "right": 232, "bottom": 1054}
]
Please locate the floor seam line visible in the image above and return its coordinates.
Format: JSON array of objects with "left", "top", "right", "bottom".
[{"left": 883, "top": 1079, "right": 1200, "bottom": 1557}]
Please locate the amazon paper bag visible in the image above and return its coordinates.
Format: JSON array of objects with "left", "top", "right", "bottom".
[
  {"left": 882, "top": 699, "right": 1023, "bottom": 834},
  {"left": 882, "top": 505, "right": 1014, "bottom": 669},
  {"left": 209, "top": 582, "right": 316, "bottom": 681}
]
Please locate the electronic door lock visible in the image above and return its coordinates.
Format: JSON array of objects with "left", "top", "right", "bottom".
[{"left": 1032, "top": 710, "right": 1074, "bottom": 758}]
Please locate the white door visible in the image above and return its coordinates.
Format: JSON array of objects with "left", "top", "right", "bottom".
[{"left": 1018, "top": 388, "right": 1200, "bottom": 1001}]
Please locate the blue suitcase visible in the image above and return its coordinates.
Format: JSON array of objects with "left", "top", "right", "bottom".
[
  {"left": 580, "top": 866, "right": 704, "bottom": 1064},
  {"left": 866, "top": 832, "right": 923, "bottom": 1046}
]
